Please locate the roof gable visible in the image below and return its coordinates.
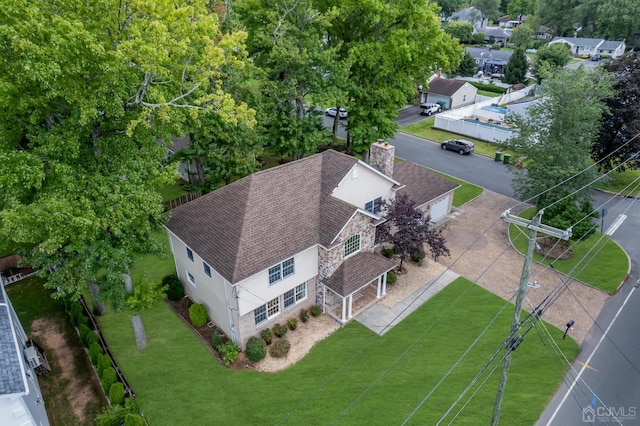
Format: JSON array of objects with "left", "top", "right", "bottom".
[
  {"left": 427, "top": 78, "right": 469, "bottom": 96},
  {"left": 393, "top": 161, "right": 459, "bottom": 207}
]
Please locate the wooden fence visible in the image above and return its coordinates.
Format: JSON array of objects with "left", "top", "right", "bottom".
[{"left": 162, "top": 191, "right": 203, "bottom": 212}]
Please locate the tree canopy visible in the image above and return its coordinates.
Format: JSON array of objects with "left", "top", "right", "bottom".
[
  {"left": 503, "top": 48, "right": 528, "bottom": 84},
  {"left": 0, "top": 0, "right": 253, "bottom": 306}
]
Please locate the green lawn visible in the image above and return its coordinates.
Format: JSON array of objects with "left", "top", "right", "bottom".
[
  {"left": 509, "top": 208, "right": 628, "bottom": 293},
  {"left": 429, "top": 170, "right": 483, "bottom": 207},
  {"left": 594, "top": 168, "right": 640, "bottom": 197},
  {"left": 159, "top": 180, "right": 188, "bottom": 202},
  {"left": 98, "top": 276, "right": 579, "bottom": 425}
]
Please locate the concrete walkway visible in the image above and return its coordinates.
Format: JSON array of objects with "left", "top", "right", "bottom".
[{"left": 355, "top": 269, "right": 459, "bottom": 335}]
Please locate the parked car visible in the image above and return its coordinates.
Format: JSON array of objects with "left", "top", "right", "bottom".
[
  {"left": 590, "top": 54, "right": 602, "bottom": 61},
  {"left": 325, "top": 107, "right": 348, "bottom": 119},
  {"left": 419, "top": 103, "right": 441, "bottom": 116},
  {"left": 441, "top": 139, "right": 474, "bottom": 155}
]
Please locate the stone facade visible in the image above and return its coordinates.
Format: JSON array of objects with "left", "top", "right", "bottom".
[{"left": 369, "top": 140, "right": 395, "bottom": 177}]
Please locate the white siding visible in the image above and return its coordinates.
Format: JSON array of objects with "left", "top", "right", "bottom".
[
  {"left": 0, "top": 396, "right": 38, "bottom": 426},
  {"left": 332, "top": 165, "right": 395, "bottom": 210}
]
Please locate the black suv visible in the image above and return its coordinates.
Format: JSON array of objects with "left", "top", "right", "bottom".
[{"left": 441, "top": 139, "right": 474, "bottom": 155}]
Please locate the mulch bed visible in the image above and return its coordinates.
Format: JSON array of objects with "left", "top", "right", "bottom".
[{"left": 166, "top": 298, "right": 252, "bottom": 370}]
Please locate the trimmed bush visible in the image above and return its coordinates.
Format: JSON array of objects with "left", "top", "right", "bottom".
[
  {"left": 188, "top": 303, "right": 208, "bottom": 328},
  {"left": 269, "top": 339, "right": 291, "bottom": 358},
  {"left": 387, "top": 271, "right": 397, "bottom": 285},
  {"left": 410, "top": 252, "right": 425, "bottom": 265},
  {"left": 212, "top": 331, "right": 223, "bottom": 348},
  {"left": 77, "top": 314, "right": 89, "bottom": 328},
  {"left": 287, "top": 318, "right": 298, "bottom": 331},
  {"left": 245, "top": 336, "right": 267, "bottom": 362},
  {"left": 85, "top": 330, "right": 100, "bottom": 347},
  {"left": 381, "top": 246, "right": 396, "bottom": 258},
  {"left": 124, "top": 413, "right": 145, "bottom": 426},
  {"left": 218, "top": 341, "right": 239, "bottom": 365},
  {"left": 109, "top": 381, "right": 125, "bottom": 406},
  {"left": 97, "top": 353, "right": 112, "bottom": 376},
  {"left": 89, "top": 342, "right": 104, "bottom": 365},
  {"left": 260, "top": 328, "right": 273, "bottom": 345},
  {"left": 79, "top": 324, "right": 92, "bottom": 347},
  {"left": 309, "top": 305, "right": 322, "bottom": 317},
  {"left": 101, "top": 366, "right": 117, "bottom": 393},
  {"left": 299, "top": 309, "right": 309, "bottom": 323},
  {"left": 272, "top": 323, "right": 287, "bottom": 338},
  {"left": 162, "top": 274, "right": 185, "bottom": 302},
  {"left": 70, "top": 303, "right": 83, "bottom": 326}
]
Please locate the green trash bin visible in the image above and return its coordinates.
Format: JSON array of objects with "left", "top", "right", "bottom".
[
  {"left": 503, "top": 153, "right": 511, "bottom": 165},
  {"left": 494, "top": 151, "right": 502, "bottom": 162}
]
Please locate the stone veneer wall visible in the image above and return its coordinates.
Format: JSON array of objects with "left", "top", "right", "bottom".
[{"left": 369, "top": 140, "right": 395, "bottom": 177}]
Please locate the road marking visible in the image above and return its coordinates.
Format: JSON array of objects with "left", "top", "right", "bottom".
[
  {"left": 577, "top": 361, "right": 598, "bottom": 372},
  {"left": 605, "top": 214, "right": 627, "bottom": 236},
  {"left": 545, "top": 285, "right": 636, "bottom": 425}
]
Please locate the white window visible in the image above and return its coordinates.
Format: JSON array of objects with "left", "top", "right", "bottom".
[
  {"left": 255, "top": 297, "right": 280, "bottom": 325},
  {"left": 186, "top": 247, "right": 194, "bottom": 262},
  {"left": 268, "top": 257, "right": 295, "bottom": 285},
  {"left": 344, "top": 234, "right": 361, "bottom": 257},
  {"left": 365, "top": 197, "right": 382, "bottom": 214},
  {"left": 284, "top": 283, "right": 307, "bottom": 309},
  {"left": 187, "top": 271, "right": 195, "bottom": 287}
]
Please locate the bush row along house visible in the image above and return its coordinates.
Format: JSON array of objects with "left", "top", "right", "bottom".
[{"left": 165, "top": 142, "right": 458, "bottom": 349}]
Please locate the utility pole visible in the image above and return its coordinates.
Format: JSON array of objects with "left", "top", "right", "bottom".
[{"left": 491, "top": 209, "right": 571, "bottom": 426}]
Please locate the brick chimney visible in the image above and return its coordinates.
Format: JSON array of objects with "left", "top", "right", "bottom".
[{"left": 369, "top": 140, "right": 395, "bottom": 177}]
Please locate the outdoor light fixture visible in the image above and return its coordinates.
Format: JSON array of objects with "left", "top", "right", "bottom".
[{"left": 563, "top": 320, "right": 575, "bottom": 340}]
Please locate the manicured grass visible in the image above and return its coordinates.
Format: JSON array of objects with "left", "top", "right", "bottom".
[
  {"left": 159, "top": 180, "right": 188, "bottom": 202},
  {"left": 429, "top": 170, "right": 484, "bottom": 207},
  {"left": 477, "top": 90, "right": 501, "bottom": 97},
  {"left": 98, "top": 276, "right": 579, "bottom": 425},
  {"left": 129, "top": 231, "right": 176, "bottom": 285},
  {"left": 509, "top": 208, "right": 628, "bottom": 293},
  {"left": 594, "top": 168, "right": 640, "bottom": 197}
]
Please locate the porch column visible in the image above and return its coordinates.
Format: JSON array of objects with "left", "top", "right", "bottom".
[
  {"left": 376, "top": 275, "right": 381, "bottom": 298},
  {"left": 341, "top": 296, "right": 347, "bottom": 322},
  {"left": 382, "top": 272, "right": 387, "bottom": 296},
  {"left": 347, "top": 294, "right": 353, "bottom": 319}
]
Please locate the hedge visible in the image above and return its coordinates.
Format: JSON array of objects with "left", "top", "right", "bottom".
[
  {"left": 109, "top": 382, "right": 125, "bottom": 406},
  {"left": 101, "top": 367, "right": 117, "bottom": 393},
  {"left": 245, "top": 337, "right": 267, "bottom": 362},
  {"left": 124, "top": 414, "right": 144, "bottom": 426},
  {"left": 97, "top": 353, "right": 112, "bottom": 376},
  {"left": 189, "top": 303, "right": 208, "bottom": 328},
  {"left": 89, "top": 342, "right": 104, "bottom": 365},
  {"left": 162, "top": 274, "right": 185, "bottom": 302}
]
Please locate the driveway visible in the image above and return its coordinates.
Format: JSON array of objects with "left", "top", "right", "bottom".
[{"left": 438, "top": 190, "right": 609, "bottom": 344}]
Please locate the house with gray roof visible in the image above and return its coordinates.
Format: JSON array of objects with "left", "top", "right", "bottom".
[
  {"left": 466, "top": 47, "right": 514, "bottom": 75},
  {"left": 548, "top": 37, "right": 626, "bottom": 58},
  {"left": 0, "top": 284, "right": 50, "bottom": 426},
  {"left": 423, "top": 77, "right": 477, "bottom": 109},
  {"left": 448, "top": 7, "right": 487, "bottom": 30},
  {"left": 165, "top": 142, "right": 458, "bottom": 348}
]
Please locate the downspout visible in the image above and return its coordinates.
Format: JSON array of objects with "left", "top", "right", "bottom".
[{"left": 223, "top": 280, "right": 237, "bottom": 344}]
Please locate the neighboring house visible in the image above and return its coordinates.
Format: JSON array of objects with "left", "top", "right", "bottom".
[
  {"left": 479, "top": 27, "right": 512, "bottom": 46},
  {"left": 548, "top": 37, "right": 626, "bottom": 58},
  {"left": 448, "top": 7, "right": 487, "bottom": 30},
  {"left": 165, "top": 142, "right": 458, "bottom": 349},
  {"left": 535, "top": 26, "right": 553, "bottom": 40},
  {"left": 424, "top": 77, "right": 478, "bottom": 109},
  {"left": 164, "top": 135, "right": 192, "bottom": 182},
  {"left": 466, "top": 47, "right": 513, "bottom": 75},
  {"left": 498, "top": 15, "right": 526, "bottom": 28},
  {"left": 0, "top": 284, "right": 50, "bottom": 426}
]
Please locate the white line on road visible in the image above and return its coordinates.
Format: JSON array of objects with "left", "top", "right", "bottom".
[
  {"left": 605, "top": 214, "right": 627, "bottom": 236},
  {"left": 545, "top": 285, "right": 637, "bottom": 425}
]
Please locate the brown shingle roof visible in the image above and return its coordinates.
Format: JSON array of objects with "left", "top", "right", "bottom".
[
  {"left": 324, "top": 252, "right": 397, "bottom": 296},
  {"left": 393, "top": 161, "right": 459, "bottom": 208},
  {"left": 166, "top": 150, "right": 360, "bottom": 283},
  {"left": 427, "top": 78, "right": 467, "bottom": 97}
]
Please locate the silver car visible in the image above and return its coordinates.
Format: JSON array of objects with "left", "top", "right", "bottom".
[{"left": 441, "top": 139, "right": 474, "bottom": 155}]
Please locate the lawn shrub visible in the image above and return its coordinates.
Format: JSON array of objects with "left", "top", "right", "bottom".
[
  {"left": 410, "top": 252, "right": 425, "bottom": 265},
  {"left": 272, "top": 323, "right": 287, "bottom": 338},
  {"left": 287, "top": 318, "right": 298, "bottom": 330},
  {"left": 299, "top": 309, "right": 309, "bottom": 323},
  {"left": 89, "top": 342, "right": 104, "bottom": 365},
  {"left": 162, "top": 274, "right": 185, "bottom": 302},
  {"left": 95, "top": 397, "right": 140, "bottom": 426},
  {"left": 245, "top": 336, "right": 267, "bottom": 362},
  {"left": 381, "top": 246, "right": 396, "bottom": 258},
  {"left": 85, "top": 330, "right": 100, "bottom": 347},
  {"left": 309, "top": 305, "right": 322, "bottom": 317},
  {"left": 109, "top": 382, "right": 125, "bottom": 406},
  {"left": 79, "top": 324, "right": 92, "bottom": 347},
  {"left": 468, "top": 81, "right": 507, "bottom": 94},
  {"left": 387, "top": 271, "right": 397, "bottom": 285},
  {"left": 124, "top": 413, "right": 144, "bottom": 426},
  {"left": 212, "top": 331, "right": 223, "bottom": 348},
  {"left": 260, "top": 328, "right": 273, "bottom": 345},
  {"left": 78, "top": 314, "right": 89, "bottom": 328},
  {"left": 97, "top": 353, "right": 112, "bottom": 376},
  {"left": 70, "top": 303, "right": 83, "bottom": 326},
  {"left": 269, "top": 339, "right": 291, "bottom": 358},
  {"left": 218, "top": 341, "right": 239, "bottom": 365},
  {"left": 101, "top": 367, "right": 117, "bottom": 393},
  {"left": 188, "top": 303, "right": 208, "bottom": 328}
]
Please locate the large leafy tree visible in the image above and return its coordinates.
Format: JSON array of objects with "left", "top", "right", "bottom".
[
  {"left": 536, "top": 0, "right": 582, "bottom": 36},
  {"left": 592, "top": 52, "right": 640, "bottom": 171},
  {"left": 0, "top": 0, "right": 252, "bottom": 306},
  {"left": 457, "top": 51, "right": 479, "bottom": 77},
  {"left": 445, "top": 21, "right": 474, "bottom": 43},
  {"left": 378, "top": 193, "right": 450, "bottom": 269},
  {"left": 503, "top": 48, "right": 528, "bottom": 84},
  {"left": 574, "top": 0, "right": 640, "bottom": 41},
  {"left": 471, "top": 0, "right": 501, "bottom": 23},
  {"left": 509, "top": 24, "right": 534, "bottom": 50},
  {"left": 506, "top": 0, "right": 536, "bottom": 18},
  {"left": 502, "top": 67, "right": 613, "bottom": 232},
  {"left": 322, "top": 0, "right": 462, "bottom": 159},
  {"left": 436, "top": 0, "right": 465, "bottom": 17},
  {"left": 533, "top": 43, "right": 571, "bottom": 83}
]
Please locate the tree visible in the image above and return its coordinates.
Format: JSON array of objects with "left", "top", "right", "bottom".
[
  {"left": 0, "top": 0, "right": 253, "bottom": 307},
  {"left": 445, "top": 21, "right": 474, "bottom": 43},
  {"left": 592, "top": 52, "right": 640, "bottom": 171},
  {"left": 126, "top": 276, "right": 167, "bottom": 350},
  {"left": 378, "top": 193, "right": 450, "bottom": 269},
  {"left": 575, "top": 0, "right": 640, "bottom": 41},
  {"left": 471, "top": 0, "right": 501, "bottom": 23},
  {"left": 436, "top": 0, "right": 465, "bottom": 17},
  {"left": 533, "top": 43, "right": 571, "bottom": 83},
  {"left": 536, "top": 0, "right": 582, "bottom": 36},
  {"left": 456, "top": 51, "right": 479, "bottom": 77},
  {"left": 322, "top": 0, "right": 462, "bottom": 159},
  {"left": 509, "top": 25, "right": 534, "bottom": 50},
  {"left": 502, "top": 67, "right": 614, "bottom": 229},
  {"left": 506, "top": 0, "right": 536, "bottom": 18},
  {"left": 503, "top": 48, "right": 528, "bottom": 84}
]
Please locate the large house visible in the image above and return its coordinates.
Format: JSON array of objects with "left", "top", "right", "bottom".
[
  {"left": 0, "top": 284, "right": 50, "bottom": 426},
  {"left": 448, "top": 7, "right": 487, "bottom": 30},
  {"left": 548, "top": 37, "right": 626, "bottom": 58},
  {"left": 466, "top": 47, "right": 513, "bottom": 76},
  {"left": 165, "top": 142, "right": 458, "bottom": 349}
]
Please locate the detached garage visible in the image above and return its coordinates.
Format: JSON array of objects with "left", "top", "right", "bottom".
[{"left": 392, "top": 161, "right": 459, "bottom": 223}]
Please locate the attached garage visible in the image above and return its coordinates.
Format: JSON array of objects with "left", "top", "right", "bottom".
[{"left": 429, "top": 196, "right": 451, "bottom": 222}]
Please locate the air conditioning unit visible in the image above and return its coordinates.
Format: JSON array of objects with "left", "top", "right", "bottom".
[{"left": 24, "top": 346, "right": 41, "bottom": 369}]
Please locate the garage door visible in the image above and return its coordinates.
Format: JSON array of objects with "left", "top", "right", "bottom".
[{"left": 430, "top": 196, "right": 449, "bottom": 221}]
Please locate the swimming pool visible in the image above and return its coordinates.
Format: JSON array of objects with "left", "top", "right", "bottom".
[
  {"left": 482, "top": 105, "right": 507, "bottom": 114},
  {"left": 463, "top": 118, "right": 518, "bottom": 132}
]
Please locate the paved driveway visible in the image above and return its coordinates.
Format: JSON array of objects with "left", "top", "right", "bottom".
[{"left": 439, "top": 190, "right": 610, "bottom": 344}]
